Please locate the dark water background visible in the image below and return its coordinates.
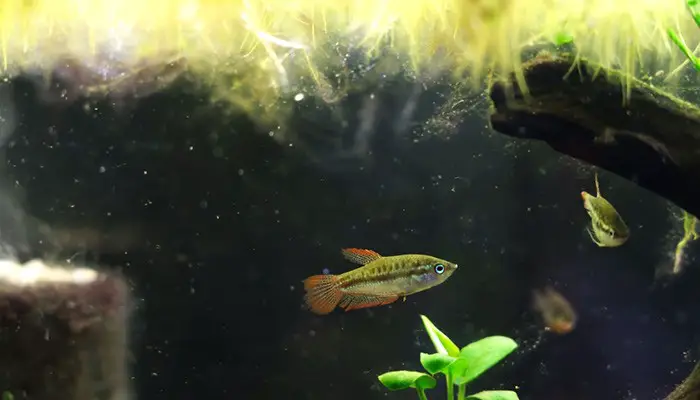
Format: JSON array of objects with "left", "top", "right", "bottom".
[{"left": 1, "top": 72, "right": 699, "bottom": 400}]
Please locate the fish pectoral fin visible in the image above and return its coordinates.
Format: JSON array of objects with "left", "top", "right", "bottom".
[
  {"left": 339, "top": 294, "right": 399, "bottom": 312},
  {"left": 341, "top": 248, "right": 382, "bottom": 265},
  {"left": 586, "top": 227, "right": 605, "bottom": 247}
]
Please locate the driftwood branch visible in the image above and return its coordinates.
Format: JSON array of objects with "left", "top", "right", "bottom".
[
  {"left": 664, "top": 360, "right": 700, "bottom": 400},
  {"left": 488, "top": 52, "right": 700, "bottom": 218}
]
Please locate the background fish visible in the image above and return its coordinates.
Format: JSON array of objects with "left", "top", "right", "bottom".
[
  {"left": 581, "top": 172, "right": 629, "bottom": 247},
  {"left": 303, "top": 248, "right": 458, "bottom": 315},
  {"left": 532, "top": 286, "right": 577, "bottom": 335}
]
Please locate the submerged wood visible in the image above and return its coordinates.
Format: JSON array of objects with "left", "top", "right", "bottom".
[
  {"left": 664, "top": 360, "right": 700, "bottom": 400},
  {"left": 488, "top": 53, "right": 700, "bottom": 218}
]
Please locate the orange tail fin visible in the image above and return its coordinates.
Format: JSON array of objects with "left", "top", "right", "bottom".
[{"left": 303, "top": 274, "right": 343, "bottom": 315}]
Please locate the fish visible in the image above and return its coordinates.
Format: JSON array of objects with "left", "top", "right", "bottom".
[
  {"left": 302, "top": 248, "right": 458, "bottom": 315},
  {"left": 581, "top": 172, "right": 629, "bottom": 247},
  {"left": 532, "top": 286, "right": 577, "bottom": 335}
]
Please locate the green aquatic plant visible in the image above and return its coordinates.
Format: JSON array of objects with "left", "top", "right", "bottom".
[
  {"left": 668, "top": 0, "right": 700, "bottom": 70},
  {"left": 378, "top": 371, "right": 437, "bottom": 400},
  {"left": 377, "top": 315, "right": 519, "bottom": 400},
  {"left": 688, "top": 0, "right": 700, "bottom": 26},
  {"left": 672, "top": 210, "right": 699, "bottom": 273},
  {"left": 2, "top": 391, "right": 13, "bottom": 400},
  {"left": 552, "top": 32, "right": 574, "bottom": 46},
  {"left": 682, "top": 210, "right": 698, "bottom": 242}
]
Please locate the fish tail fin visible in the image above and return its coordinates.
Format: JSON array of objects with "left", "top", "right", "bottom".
[{"left": 303, "top": 274, "right": 342, "bottom": 315}]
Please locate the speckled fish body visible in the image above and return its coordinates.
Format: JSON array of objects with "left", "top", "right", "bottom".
[{"left": 302, "top": 248, "right": 458, "bottom": 315}]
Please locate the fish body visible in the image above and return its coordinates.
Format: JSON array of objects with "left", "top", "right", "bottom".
[
  {"left": 581, "top": 172, "right": 629, "bottom": 247},
  {"left": 532, "top": 286, "right": 577, "bottom": 335},
  {"left": 303, "top": 248, "right": 458, "bottom": 315}
]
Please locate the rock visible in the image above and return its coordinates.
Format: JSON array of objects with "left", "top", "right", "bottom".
[{"left": 0, "top": 260, "right": 130, "bottom": 400}]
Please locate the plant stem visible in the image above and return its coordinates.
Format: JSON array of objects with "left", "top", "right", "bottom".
[
  {"left": 446, "top": 375, "right": 454, "bottom": 400},
  {"left": 687, "top": 0, "right": 700, "bottom": 29},
  {"left": 668, "top": 29, "right": 700, "bottom": 71},
  {"left": 457, "top": 384, "right": 466, "bottom": 400},
  {"left": 416, "top": 388, "right": 429, "bottom": 400}
]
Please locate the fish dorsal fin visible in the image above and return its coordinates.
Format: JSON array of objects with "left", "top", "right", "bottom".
[
  {"left": 341, "top": 248, "right": 382, "bottom": 265},
  {"left": 594, "top": 172, "right": 601, "bottom": 197}
]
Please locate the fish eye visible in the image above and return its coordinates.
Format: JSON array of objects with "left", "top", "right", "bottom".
[{"left": 434, "top": 264, "right": 445, "bottom": 274}]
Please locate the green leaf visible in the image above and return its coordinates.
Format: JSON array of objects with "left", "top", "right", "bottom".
[
  {"left": 2, "top": 392, "right": 13, "bottom": 400},
  {"left": 466, "top": 390, "right": 520, "bottom": 400},
  {"left": 454, "top": 336, "right": 518, "bottom": 385},
  {"left": 553, "top": 32, "right": 574, "bottom": 46},
  {"left": 445, "top": 357, "right": 469, "bottom": 380},
  {"left": 378, "top": 371, "right": 437, "bottom": 391},
  {"left": 420, "top": 315, "right": 460, "bottom": 357},
  {"left": 420, "top": 352, "right": 457, "bottom": 374}
]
